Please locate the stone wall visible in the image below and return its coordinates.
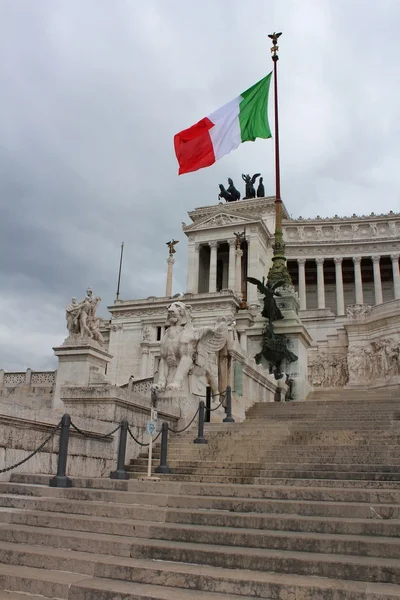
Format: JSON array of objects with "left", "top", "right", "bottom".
[{"left": 0, "top": 378, "right": 179, "bottom": 481}]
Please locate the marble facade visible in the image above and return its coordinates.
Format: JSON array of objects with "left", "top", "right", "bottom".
[{"left": 104, "top": 197, "right": 400, "bottom": 395}]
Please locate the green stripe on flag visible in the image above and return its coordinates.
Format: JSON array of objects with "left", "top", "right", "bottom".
[{"left": 239, "top": 72, "right": 272, "bottom": 142}]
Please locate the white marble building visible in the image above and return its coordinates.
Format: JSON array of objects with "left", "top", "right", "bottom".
[{"left": 103, "top": 195, "right": 400, "bottom": 394}]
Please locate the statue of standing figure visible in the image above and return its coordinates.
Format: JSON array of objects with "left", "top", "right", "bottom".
[{"left": 65, "top": 287, "right": 104, "bottom": 345}]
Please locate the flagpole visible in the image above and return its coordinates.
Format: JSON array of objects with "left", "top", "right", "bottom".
[
  {"left": 116, "top": 242, "right": 124, "bottom": 301},
  {"left": 267, "top": 32, "right": 292, "bottom": 287}
]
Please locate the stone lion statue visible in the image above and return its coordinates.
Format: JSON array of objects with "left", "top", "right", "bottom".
[{"left": 155, "top": 301, "right": 230, "bottom": 394}]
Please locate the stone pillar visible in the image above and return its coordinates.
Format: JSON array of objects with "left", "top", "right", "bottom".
[
  {"left": 334, "top": 257, "right": 345, "bottom": 316},
  {"left": 391, "top": 254, "right": 400, "bottom": 300},
  {"left": 316, "top": 258, "right": 325, "bottom": 309},
  {"left": 192, "top": 243, "right": 200, "bottom": 294},
  {"left": 208, "top": 242, "right": 219, "bottom": 293},
  {"left": 165, "top": 256, "right": 174, "bottom": 297},
  {"left": 186, "top": 240, "right": 194, "bottom": 293},
  {"left": 235, "top": 248, "right": 243, "bottom": 299},
  {"left": 53, "top": 341, "right": 113, "bottom": 409},
  {"left": 140, "top": 347, "right": 149, "bottom": 378},
  {"left": 372, "top": 255, "right": 383, "bottom": 305},
  {"left": 353, "top": 256, "right": 364, "bottom": 305},
  {"left": 247, "top": 234, "right": 259, "bottom": 303},
  {"left": 297, "top": 259, "right": 306, "bottom": 310},
  {"left": 228, "top": 240, "right": 236, "bottom": 291}
]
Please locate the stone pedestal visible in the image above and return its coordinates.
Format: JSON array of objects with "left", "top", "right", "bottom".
[
  {"left": 53, "top": 336, "right": 113, "bottom": 408},
  {"left": 274, "top": 290, "right": 314, "bottom": 401},
  {"left": 155, "top": 389, "right": 199, "bottom": 430}
]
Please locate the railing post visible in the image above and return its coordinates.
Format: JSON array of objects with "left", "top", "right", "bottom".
[
  {"left": 194, "top": 400, "right": 208, "bottom": 444},
  {"left": 155, "top": 422, "right": 171, "bottom": 473},
  {"left": 205, "top": 386, "right": 211, "bottom": 423},
  {"left": 49, "top": 414, "right": 73, "bottom": 488},
  {"left": 110, "top": 420, "right": 129, "bottom": 480},
  {"left": 223, "top": 386, "right": 235, "bottom": 423}
]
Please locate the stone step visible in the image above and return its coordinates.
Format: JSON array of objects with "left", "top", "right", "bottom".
[
  {"left": 1, "top": 509, "right": 398, "bottom": 558},
  {"left": 127, "top": 466, "right": 262, "bottom": 477},
  {"left": 165, "top": 507, "right": 400, "bottom": 536},
  {"left": 3, "top": 542, "right": 399, "bottom": 600},
  {"left": 0, "top": 488, "right": 397, "bottom": 519},
  {"left": 0, "top": 562, "right": 89, "bottom": 599},
  {"left": 71, "top": 572, "right": 400, "bottom": 600},
  {"left": 258, "top": 476, "right": 400, "bottom": 487},
  {"left": 259, "top": 469, "right": 400, "bottom": 480},
  {"left": 129, "top": 473, "right": 258, "bottom": 484},
  {"left": 0, "top": 494, "right": 167, "bottom": 522},
  {"left": 126, "top": 537, "right": 400, "bottom": 584},
  {"left": 6, "top": 478, "right": 400, "bottom": 505},
  {"left": 3, "top": 494, "right": 398, "bottom": 535}
]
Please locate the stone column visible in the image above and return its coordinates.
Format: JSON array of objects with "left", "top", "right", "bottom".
[
  {"left": 316, "top": 258, "right": 325, "bottom": 309},
  {"left": 192, "top": 243, "right": 200, "bottom": 294},
  {"left": 372, "top": 255, "right": 383, "bottom": 305},
  {"left": 235, "top": 248, "right": 243, "bottom": 299},
  {"left": 208, "top": 242, "right": 219, "bottom": 293},
  {"left": 186, "top": 241, "right": 194, "bottom": 293},
  {"left": 334, "top": 257, "right": 345, "bottom": 316},
  {"left": 353, "top": 256, "right": 364, "bottom": 305},
  {"left": 165, "top": 256, "right": 174, "bottom": 297},
  {"left": 297, "top": 259, "right": 306, "bottom": 310},
  {"left": 391, "top": 254, "right": 400, "bottom": 300},
  {"left": 228, "top": 240, "right": 236, "bottom": 291},
  {"left": 247, "top": 234, "right": 259, "bottom": 303}
]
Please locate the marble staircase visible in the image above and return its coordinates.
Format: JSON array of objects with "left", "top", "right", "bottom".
[{"left": 0, "top": 391, "right": 400, "bottom": 599}]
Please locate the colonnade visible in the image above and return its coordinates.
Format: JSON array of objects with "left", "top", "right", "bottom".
[
  {"left": 296, "top": 254, "right": 400, "bottom": 313},
  {"left": 187, "top": 235, "right": 260, "bottom": 302}
]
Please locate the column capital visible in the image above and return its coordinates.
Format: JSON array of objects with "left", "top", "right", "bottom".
[
  {"left": 235, "top": 248, "right": 243, "bottom": 258},
  {"left": 228, "top": 239, "right": 236, "bottom": 248},
  {"left": 371, "top": 255, "right": 381, "bottom": 264},
  {"left": 194, "top": 242, "right": 201, "bottom": 252},
  {"left": 390, "top": 253, "right": 400, "bottom": 262},
  {"left": 353, "top": 256, "right": 362, "bottom": 265},
  {"left": 316, "top": 257, "right": 325, "bottom": 265},
  {"left": 297, "top": 258, "right": 307, "bottom": 265},
  {"left": 209, "top": 241, "right": 219, "bottom": 249},
  {"left": 334, "top": 257, "right": 343, "bottom": 265}
]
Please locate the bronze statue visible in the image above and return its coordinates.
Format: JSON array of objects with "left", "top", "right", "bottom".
[
  {"left": 256, "top": 177, "right": 265, "bottom": 198},
  {"left": 255, "top": 322, "right": 298, "bottom": 375},
  {"left": 166, "top": 240, "right": 179, "bottom": 255},
  {"left": 247, "top": 276, "right": 285, "bottom": 322},
  {"left": 234, "top": 230, "right": 246, "bottom": 249},
  {"left": 242, "top": 173, "right": 261, "bottom": 199},
  {"left": 218, "top": 178, "right": 240, "bottom": 202}
]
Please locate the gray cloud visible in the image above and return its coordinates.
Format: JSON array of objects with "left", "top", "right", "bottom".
[{"left": 0, "top": 0, "right": 399, "bottom": 368}]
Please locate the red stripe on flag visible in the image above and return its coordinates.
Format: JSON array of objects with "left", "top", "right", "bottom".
[{"left": 174, "top": 117, "right": 215, "bottom": 175}]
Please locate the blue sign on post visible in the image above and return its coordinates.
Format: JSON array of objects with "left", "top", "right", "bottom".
[{"left": 146, "top": 420, "right": 156, "bottom": 436}]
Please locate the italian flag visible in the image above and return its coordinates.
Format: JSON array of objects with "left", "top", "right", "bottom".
[{"left": 174, "top": 72, "right": 272, "bottom": 175}]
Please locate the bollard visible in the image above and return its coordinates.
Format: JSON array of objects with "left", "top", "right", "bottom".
[
  {"left": 155, "top": 422, "right": 171, "bottom": 474},
  {"left": 194, "top": 400, "right": 208, "bottom": 444},
  {"left": 223, "top": 385, "right": 235, "bottom": 423},
  {"left": 110, "top": 420, "right": 129, "bottom": 480},
  {"left": 49, "top": 414, "right": 73, "bottom": 488},
  {"left": 205, "top": 386, "right": 211, "bottom": 423}
]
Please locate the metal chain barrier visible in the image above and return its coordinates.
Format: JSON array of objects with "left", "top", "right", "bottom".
[
  {"left": 0, "top": 419, "right": 62, "bottom": 474},
  {"left": 170, "top": 405, "right": 200, "bottom": 434},
  {"left": 209, "top": 391, "right": 226, "bottom": 412},
  {"left": 70, "top": 421, "right": 121, "bottom": 439},
  {"left": 127, "top": 424, "right": 161, "bottom": 446}
]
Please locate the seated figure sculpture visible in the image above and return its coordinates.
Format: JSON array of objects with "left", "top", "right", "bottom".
[{"left": 154, "top": 301, "right": 230, "bottom": 395}]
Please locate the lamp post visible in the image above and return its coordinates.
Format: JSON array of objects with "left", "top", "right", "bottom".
[{"left": 267, "top": 32, "right": 292, "bottom": 288}]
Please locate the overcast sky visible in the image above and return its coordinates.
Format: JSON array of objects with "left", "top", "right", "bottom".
[{"left": 0, "top": 0, "right": 399, "bottom": 370}]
